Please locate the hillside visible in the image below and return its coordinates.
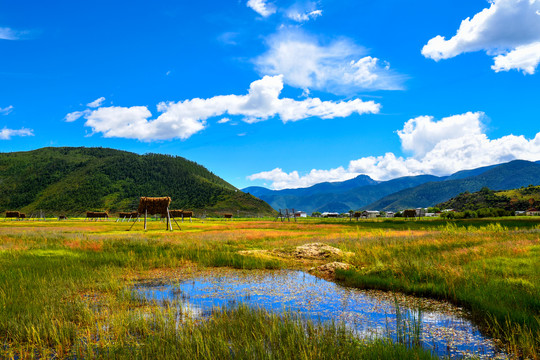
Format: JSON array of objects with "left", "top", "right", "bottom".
[
  {"left": 363, "top": 160, "right": 540, "bottom": 211},
  {"left": 437, "top": 185, "right": 540, "bottom": 212},
  {"left": 0, "top": 147, "right": 275, "bottom": 216},
  {"left": 244, "top": 174, "right": 441, "bottom": 213}
]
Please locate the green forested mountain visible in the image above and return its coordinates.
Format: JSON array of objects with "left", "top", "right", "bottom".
[
  {"left": 437, "top": 185, "right": 540, "bottom": 212},
  {"left": 0, "top": 147, "right": 275, "bottom": 216}
]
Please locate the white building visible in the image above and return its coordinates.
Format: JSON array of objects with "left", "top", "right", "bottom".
[
  {"left": 321, "top": 212, "right": 340, "bottom": 218},
  {"left": 363, "top": 210, "right": 380, "bottom": 218}
]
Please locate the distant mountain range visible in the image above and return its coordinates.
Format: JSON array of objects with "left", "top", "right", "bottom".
[
  {"left": 243, "top": 160, "right": 540, "bottom": 213},
  {"left": 0, "top": 147, "right": 275, "bottom": 216}
]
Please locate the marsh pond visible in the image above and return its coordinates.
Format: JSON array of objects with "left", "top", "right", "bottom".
[{"left": 135, "top": 269, "right": 507, "bottom": 359}]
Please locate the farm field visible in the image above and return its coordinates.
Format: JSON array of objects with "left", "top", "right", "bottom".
[{"left": 0, "top": 217, "right": 539, "bottom": 359}]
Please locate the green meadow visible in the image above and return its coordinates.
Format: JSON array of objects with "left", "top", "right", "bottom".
[{"left": 0, "top": 217, "right": 538, "bottom": 359}]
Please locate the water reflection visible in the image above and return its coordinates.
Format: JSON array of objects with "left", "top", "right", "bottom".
[{"left": 135, "top": 270, "right": 507, "bottom": 359}]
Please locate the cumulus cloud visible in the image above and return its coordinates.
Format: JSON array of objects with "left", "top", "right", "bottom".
[
  {"left": 248, "top": 112, "right": 540, "bottom": 189},
  {"left": 422, "top": 0, "right": 540, "bottom": 74},
  {"left": 255, "top": 30, "right": 404, "bottom": 94},
  {"left": 87, "top": 97, "right": 106, "bottom": 108},
  {"left": 492, "top": 42, "right": 540, "bottom": 74},
  {"left": 0, "top": 105, "right": 14, "bottom": 115},
  {"left": 397, "top": 112, "right": 485, "bottom": 157},
  {"left": 69, "top": 76, "right": 380, "bottom": 141},
  {"left": 0, "top": 127, "right": 34, "bottom": 140},
  {"left": 248, "top": 166, "right": 355, "bottom": 189},
  {"left": 247, "top": 0, "right": 276, "bottom": 17}
]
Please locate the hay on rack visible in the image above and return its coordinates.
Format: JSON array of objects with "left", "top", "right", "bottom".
[
  {"left": 119, "top": 211, "right": 138, "bottom": 218},
  {"left": 138, "top": 197, "right": 171, "bottom": 215},
  {"left": 224, "top": 213, "right": 233, "bottom": 219},
  {"left": 403, "top": 209, "right": 417, "bottom": 218},
  {"left": 58, "top": 215, "right": 67, "bottom": 220},
  {"left": 182, "top": 211, "right": 193, "bottom": 218},
  {"left": 86, "top": 211, "right": 109, "bottom": 218},
  {"left": 169, "top": 210, "right": 184, "bottom": 218},
  {"left": 5, "top": 211, "right": 20, "bottom": 218},
  {"left": 19, "top": 213, "right": 26, "bottom": 219}
]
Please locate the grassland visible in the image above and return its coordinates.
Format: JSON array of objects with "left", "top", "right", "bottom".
[{"left": 0, "top": 217, "right": 539, "bottom": 358}]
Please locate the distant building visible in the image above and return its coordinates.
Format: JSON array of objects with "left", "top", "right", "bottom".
[
  {"left": 362, "top": 210, "right": 380, "bottom": 218},
  {"left": 321, "top": 212, "right": 340, "bottom": 218},
  {"left": 526, "top": 208, "right": 540, "bottom": 216},
  {"left": 385, "top": 211, "right": 395, "bottom": 218},
  {"left": 515, "top": 211, "right": 526, "bottom": 216},
  {"left": 415, "top": 208, "right": 426, "bottom": 217},
  {"left": 295, "top": 211, "right": 307, "bottom": 218}
]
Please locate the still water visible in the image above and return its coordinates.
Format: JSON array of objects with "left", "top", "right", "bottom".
[{"left": 136, "top": 269, "right": 507, "bottom": 359}]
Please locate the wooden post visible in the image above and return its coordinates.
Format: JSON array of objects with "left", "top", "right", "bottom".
[
  {"left": 144, "top": 208, "right": 147, "bottom": 230},
  {"left": 173, "top": 217, "right": 182, "bottom": 230},
  {"left": 166, "top": 207, "right": 172, "bottom": 231}
]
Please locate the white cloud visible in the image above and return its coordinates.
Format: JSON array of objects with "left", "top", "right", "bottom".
[
  {"left": 0, "top": 127, "right": 34, "bottom": 140},
  {"left": 71, "top": 76, "right": 379, "bottom": 141},
  {"left": 248, "top": 167, "right": 355, "bottom": 189},
  {"left": 64, "top": 110, "right": 90, "bottom": 122},
  {"left": 218, "top": 117, "right": 231, "bottom": 124},
  {"left": 492, "top": 42, "right": 540, "bottom": 74},
  {"left": 0, "top": 105, "right": 14, "bottom": 115},
  {"left": 422, "top": 0, "right": 540, "bottom": 74},
  {"left": 0, "top": 27, "right": 22, "bottom": 40},
  {"left": 397, "top": 112, "right": 485, "bottom": 157},
  {"left": 87, "top": 97, "right": 106, "bottom": 108},
  {"left": 247, "top": 0, "right": 276, "bottom": 17},
  {"left": 255, "top": 30, "right": 404, "bottom": 94},
  {"left": 287, "top": 9, "right": 322, "bottom": 22},
  {"left": 248, "top": 112, "right": 540, "bottom": 189}
]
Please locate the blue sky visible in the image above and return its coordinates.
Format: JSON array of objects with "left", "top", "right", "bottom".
[{"left": 1, "top": 0, "right": 539, "bottom": 189}]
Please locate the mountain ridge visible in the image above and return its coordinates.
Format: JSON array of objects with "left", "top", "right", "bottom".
[
  {"left": 364, "top": 160, "right": 540, "bottom": 211},
  {"left": 244, "top": 160, "right": 540, "bottom": 213}
]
